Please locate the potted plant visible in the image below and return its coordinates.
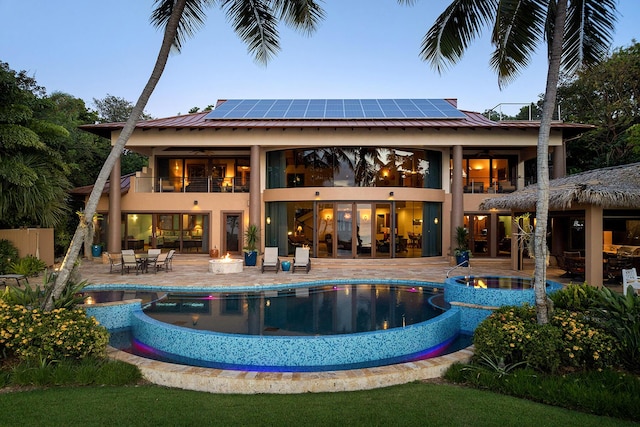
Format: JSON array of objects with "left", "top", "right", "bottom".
[
  {"left": 454, "top": 226, "right": 471, "bottom": 267},
  {"left": 243, "top": 224, "right": 260, "bottom": 266}
]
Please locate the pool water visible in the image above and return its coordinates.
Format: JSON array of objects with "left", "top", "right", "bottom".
[
  {"left": 139, "top": 284, "right": 447, "bottom": 336},
  {"left": 454, "top": 275, "right": 535, "bottom": 289}
]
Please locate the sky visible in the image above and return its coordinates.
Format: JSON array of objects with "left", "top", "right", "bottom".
[{"left": 1, "top": 1, "right": 638, "bottom": 119}]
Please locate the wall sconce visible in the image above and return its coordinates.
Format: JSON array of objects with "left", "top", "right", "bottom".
[
  {"left": 434, "top": 217, "right": 439, "bottom": 225},
  {"left": 193, "top": 200, "right": 198, "bottom": 205},
  {"left": 389, "top": 191, "right": 394, "bottom": 197},
  {"left": 315, "top": 191, "right": 320, "bottom": 196},
  {"left": 266, "top": 216, "right": 271, "bottom": 225}
]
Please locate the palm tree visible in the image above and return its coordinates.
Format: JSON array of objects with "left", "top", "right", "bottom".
[
  {"left": 402, "top": 0, "right": 616, "bottom": 323},
  {"left": 45, "top": 0, "right": 324, "bottom": 310}
]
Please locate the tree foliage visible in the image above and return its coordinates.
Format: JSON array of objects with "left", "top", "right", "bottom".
[
  {"left": 557, "top": 41, "right": 640, "bottom": 172},
  {"left": 0, "top": 61, "right": 72, "bottom": 228}
]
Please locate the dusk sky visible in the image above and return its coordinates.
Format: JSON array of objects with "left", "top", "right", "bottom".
[{"left": 1, "top": 1, "right": 638, "bottom": 119}]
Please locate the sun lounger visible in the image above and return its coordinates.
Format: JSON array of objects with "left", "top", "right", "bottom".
[
  {"left": 261, "top": 247, "right": 280, "bottom": 273},
  {"left": 0, "top": 274, "right": 28, "bottom": 287},
  {"left": 292, "top": 247, "right": 311, "bottom": 273}
]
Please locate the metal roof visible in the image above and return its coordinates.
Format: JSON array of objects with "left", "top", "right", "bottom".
[{"left": 80, "top": 99, "right": 593, "bottom": 138}]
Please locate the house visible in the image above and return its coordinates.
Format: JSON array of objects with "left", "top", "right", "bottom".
[{"left": 79, "top": 98, "right": 590, "bottom": 260}]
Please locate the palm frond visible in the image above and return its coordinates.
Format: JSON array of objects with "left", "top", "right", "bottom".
[
  {"left": 562, "top": 0, "right": 617, "bottom": 73},
  {"left": 221, "top": 0, "right": 280, "bottom": 65},
  {"left": 271, "top": 0, "right": 325, "bottom": 35},
  {"left": 420, "top": 0, "right": 498, "bottom": 74},
  {"left": 150, "top": 0, "right": 215, "bottom": 52},
  {"left": 490, "top": 0, "right": 547, "bottom": 87}
]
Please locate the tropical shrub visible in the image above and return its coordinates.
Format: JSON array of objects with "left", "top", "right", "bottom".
[
  {"left": 8, "top": 255, "right": 47, "bottom": 277},
  {"left": 1, "top": 270, "right": 87, "bottom": 310},
  {"left": 549, "top": 309, "right": 618, "bottom": 370},
  {"left": 595, "top": 287, "right": 640, "bottom": 372},
  {"left": 549, "top": 282, "right": 600, "bottom": 311},
  {"left": 0, "top": 239, "right": 19, "bottom": 275},
  {"left": 473, "top": 304, "right": 618, "bottom": 373},
  {"left": 0, "top": 300, "right": 109, "bottom": 362},
  {"left": 552, "top": 284, "right": 640, "bottom": 372}
]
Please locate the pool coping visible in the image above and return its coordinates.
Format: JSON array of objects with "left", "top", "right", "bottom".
[{"left": 107, "top": 344, "right": 475, "bottom": 394}]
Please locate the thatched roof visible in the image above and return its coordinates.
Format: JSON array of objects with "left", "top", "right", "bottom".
[{"left": 479, "top": 162, "right": 640, "bottom": 211}]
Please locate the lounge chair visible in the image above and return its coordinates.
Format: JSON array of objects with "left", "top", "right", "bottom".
[
  {"left": 261, "top": 247, "right": 281, "bottom": 273},
  {"left": 107, "top": 253, "right": 122, "bottom": 273},
  {"left": 121, "top": 253, "right": 142, "bottom": 275},
  {"left": 150, "top": 252, "right": 169, "bottom": 274},
  {"left": 622, "top": 268, "right": 640, "bottom": 296},
  {"left": 292, "top": 247, "right": 311, "bottom": 273},
  {"left": 0, "top": 274, "right": 28, "bottom": 287}
]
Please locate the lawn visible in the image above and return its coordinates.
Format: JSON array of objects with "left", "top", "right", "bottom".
[{"left": 0, "top": 381, "right": 633, "bottom": 427}]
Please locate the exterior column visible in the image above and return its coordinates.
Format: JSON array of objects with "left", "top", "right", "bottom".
[
  {"left": 249, "top": 145, "right": 261, "bottom": 238},
  {"left": 107, "top": 157, "right": 122, "bottom": 254},
  {"left": 585, "top": 205, "right": 603, "bottom": 287},
  {"left": 552, "top": 143, "right": 566, "bottom": 179},
  {"left": 451, "top": 145, "right": 464, "bottom": 256}
]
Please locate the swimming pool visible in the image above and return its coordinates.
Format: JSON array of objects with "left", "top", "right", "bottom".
[{"left": 83, "top": 280, "right": 466, "bottom": 372}]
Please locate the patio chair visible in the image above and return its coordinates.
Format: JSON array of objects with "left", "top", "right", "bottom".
[
  {"left": 150, "top": 252, "right": 169, "bottom": 274},
  {"left": 165, "top": 249, "right": 175, "bottom": 271},
  {"left": 562, "top": 251, "right": 584, "bottom": 278},
  {"left": 122, "top": 249, "right": 135, "bottom": 256},
  {"left": 606, "top": 255, "right": 633, "bottom": 283},
  {"left": 292, "top": 247, "right": 311, "bottom": 273},
  {"left": 148, "top": 248, "right": 161, "bottom": 259},
  {"left": 622, "top": 268, "right": 640, "bottom": 296},
  {"left": 121, "top": 253, "right": 142, "bottom": 275},
  {"left": 107, "top": 252, "right": 122, "bottom": 273},
  {"left": 261, "top": 247, "right": 281, "bottom": 273}
]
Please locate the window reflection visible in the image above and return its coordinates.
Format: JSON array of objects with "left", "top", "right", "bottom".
[{"left": 267, "top": 148, "right": 441, "bottom": 189}]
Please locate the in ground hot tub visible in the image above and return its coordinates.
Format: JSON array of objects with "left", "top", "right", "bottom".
[{"left": 444, "top": 275, "right": 562, "bottom": 333}]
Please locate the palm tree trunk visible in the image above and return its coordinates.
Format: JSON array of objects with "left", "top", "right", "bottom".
[
  {"left": 533, "top": 0, "right": 568, "bottom": 324},
  {"left": 44, "top": 0, "right": 188, "bottom": 310}
]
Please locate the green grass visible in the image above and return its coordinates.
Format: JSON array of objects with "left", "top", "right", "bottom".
[{"left": 0, "top": 381, "right": 634, "bottom": 427}]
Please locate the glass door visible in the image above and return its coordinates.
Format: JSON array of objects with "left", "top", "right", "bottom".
[
  {"left": 356, "top": 203, "right": 372, "bottom": 258},
  {"left": 336, "top": 204, "right": 353, "bottom": 258},
  {"left": 223, "top": 212, "right": 242, "bottom": 255}
]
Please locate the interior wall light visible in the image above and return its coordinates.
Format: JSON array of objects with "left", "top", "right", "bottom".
[
  {"left": 434, "top": 217, "right": 439, "bottom": 225},
  {"left": 389, "top": 191, "right": 394, "bottom": 196},
  {"left": 315, "top": 191, "right": 320, "bottom": 196},
  {"left": 193, "top": 200, "right": 198, "bottom": 205},
  {"left": 266, "top": 216, "right": 271, "bottom": 225}
]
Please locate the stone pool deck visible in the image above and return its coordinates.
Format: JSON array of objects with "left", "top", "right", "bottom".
[{"left": 77, "top": 254, "right": 613, "bottom": 394}]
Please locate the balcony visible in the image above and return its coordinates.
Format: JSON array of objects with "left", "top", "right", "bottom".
[{"left": 134, "top": 176, "right": 250, "bottom": 193}]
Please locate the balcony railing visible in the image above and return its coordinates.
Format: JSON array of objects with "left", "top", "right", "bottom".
[
  {"left": 134, "top": 177, "right": 250, "bottom": 193},
  {"left": 462, "top": 178, "right": 517, "bottom": 194}
]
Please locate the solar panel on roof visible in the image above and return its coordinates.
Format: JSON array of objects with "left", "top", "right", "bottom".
[{"left": 204, "top": 99, "right": 466, "bottom": 120}]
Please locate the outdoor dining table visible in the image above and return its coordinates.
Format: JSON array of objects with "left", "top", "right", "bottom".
[{"left": 135, "top": 253, "right": 158, "bottom": 274}]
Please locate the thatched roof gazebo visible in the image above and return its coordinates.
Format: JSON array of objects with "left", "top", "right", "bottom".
[
  {"left": 479, "top": 162, "right": 640, "bottom": 286},
  {"left": 479, "top": 162, "right": 640, "bottom": 211}
]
